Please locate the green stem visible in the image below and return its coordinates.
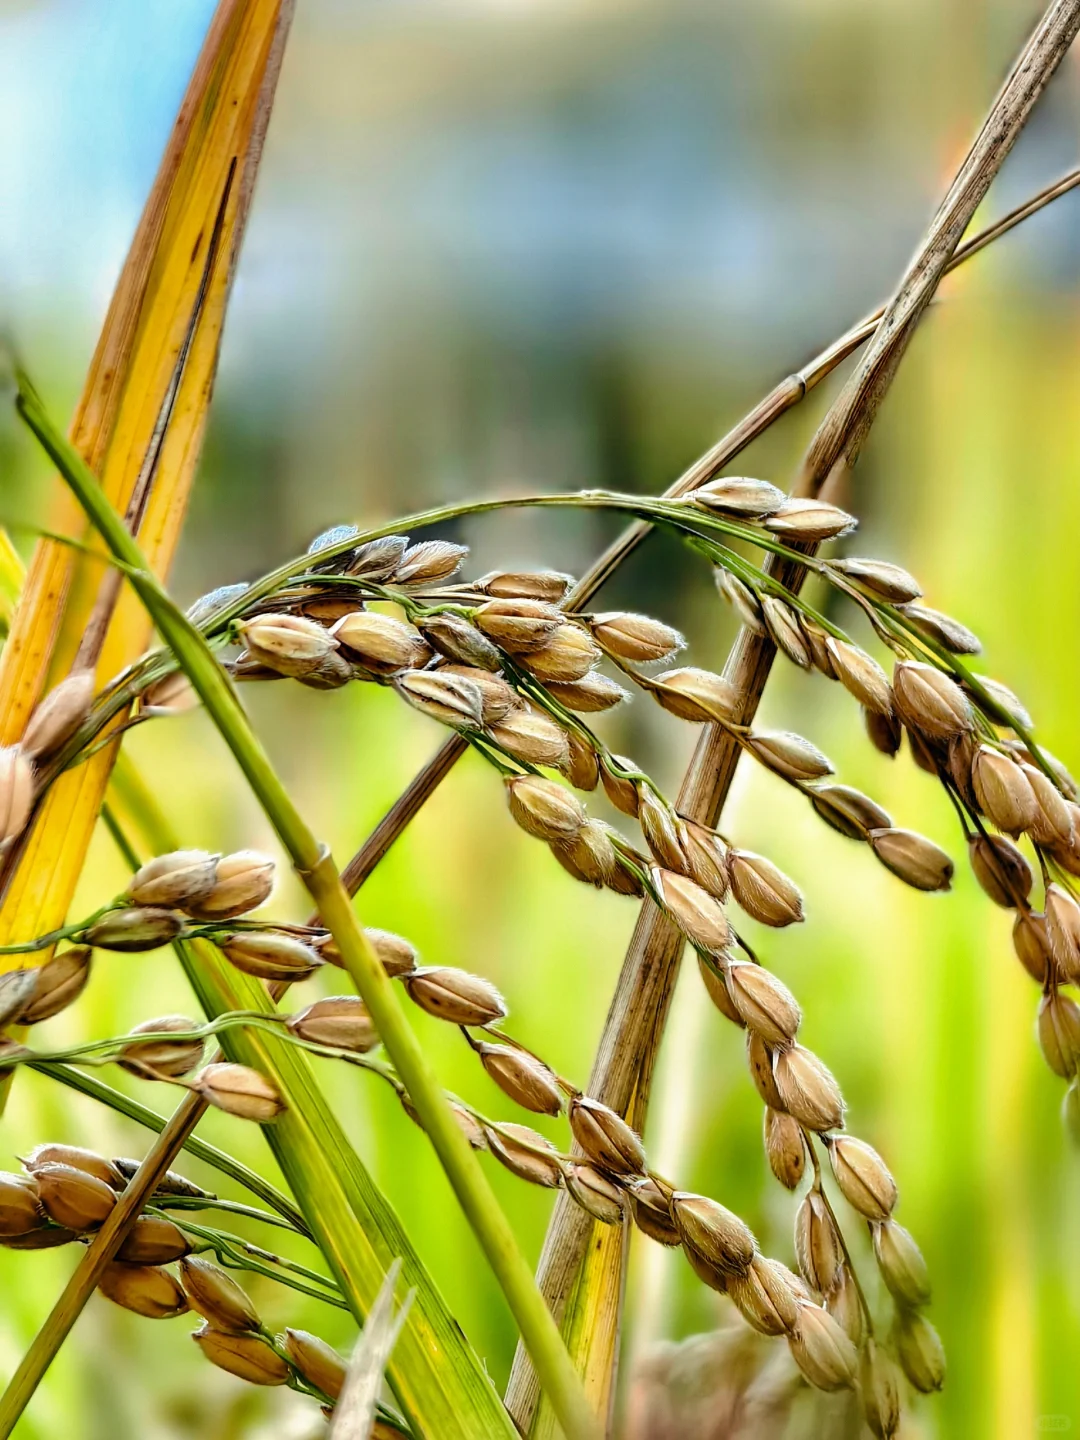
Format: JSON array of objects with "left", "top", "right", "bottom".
[{"left": 17, "top": 376, "right": 601, "bottom": 1440}]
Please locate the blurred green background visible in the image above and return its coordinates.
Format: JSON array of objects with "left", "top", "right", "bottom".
[{"left": 3, "top": 0, "right": 1080, "bottom": 1436}]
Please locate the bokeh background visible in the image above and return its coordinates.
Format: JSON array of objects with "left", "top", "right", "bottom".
[{"left": 3, "top": 0, "right": 1080, "bottom": 1436}]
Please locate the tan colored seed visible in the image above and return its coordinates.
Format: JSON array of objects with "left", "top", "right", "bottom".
[
  {"left": 393, "top": 539, "right": 468, "bottom": 585},
  {"left": 1012, "top": 911, "right": 1052, "bottom": 984},
  {"left": 763, "top": 498, "right": 856, "bottom": 542},
  {"left": 365, "top": 928, "right": 418, "bottom": 978},
  {"left": 679, "top": 821, "right": 729, "bottom": 900},
  {"left": 861, "top": 1338, "right": 902, "bottom": 1440},
  {"left": 825, "top": 638, "right": 892, "bottom": 714},
  {"left": 187, "top": 850, "right": 275, "bottom": 920},
  {"left": 794, "top": 1189, "right": 843, "bottom": 1293},
  {"left": 506, "top": 775, "right": 586, "bottom": 842},
  {"left": 478, "top": 1044, "right": 562, "bottom": 1116},
  {"left": 15, "top": 947, "right": 91, "bottom": 1025},
  {"left": 119, "top": 1015, "right": 205, "bottom": 1080},
  {"left": 760, "top": 597, "right": 811, "bottom": 669},
  {"left": 193, "top": 1325, "right": 288, "bottom": 1386},
  {"left": 638, "top": 790, "right": 685, "bottom": 870},
  {"left": 115, "top": 1214, "right": 191, "bottom": 1264},
  {"left": 479, "top": 570, "right": 572, "bottom": 603},
  {"left": 774, "top": 1046, "right": 844, "bottom": 1132},
  {"left": 869, "top": 828, "right": 953, "bottom": 892},
  {"left": 180, "top": 1256, "right": 261, "bottom": 1332},
  {"left": 283, "top": 1328, "right": 347, "bottom": 1402},
  {"left": 1037, "top": 990, "right": 1080, "bottom": 1078},
  {"left": 287, "top": 997, "right": 380, "bottom": 1053},
  {"left": 524, "top": 624, "right": 601, "bottom": 683},
  {"left": 142, "top": 670, "right": 200, "bottom": 714},
  {"left": 569, "top": 1095, "right": 645, "bottom": 1176},
  {"left": 99, "top": 1262, "right": 189, "bottom": 1320},
  {"left": 714, "top": 567, "right": 766, "bottom": 634},
  {"left": 823, "top": 1263, "right": 865, "bottom": 1345},
  {"left": 603, "top": 856, "right": 646, "bottom": 898},
  {"left": 682, "top": 1240, "right": 730, "bottom": 1293},
  {"left": 331, "top": 611, "right": 431, "bottom": 671},
  {"left": 827, "top": 1134, "right": 897, "bottom": 1220},
  {"left": 892, "top": 660, "right": 972, "bottom": 739},
  {"left": 627, "top": 1177, "right": 679, "bottom": 1246},
  {"left": 23, "top": 1144, "right": 121, "bottom": 1188},
  {"left": 1044, "top": 883, "right": 1080, "bottom": 982},
  {"left": 809, "top": 783, "right": 891, "bottom": 840},
  {"left": 403, "top": 967, "right": 507, "bottom": 1026},
  {"left": 0, "top": 969, "right": 39, "bottom": 1029},
  {"left": 746, "top": 730, "right": 833, "bottom": 782},
  {"left": 441, "top": 666, "right": 520, "bottom": 724},
  {"left": 872, "top": 1218, "right": 930, "bottom": 1307},
  {"left": 236, "top": 613, "right": 338, "bottom": 678},
  {"left": 194, "top": 1063, "right": 285, "bottom": 1123},
  {"left": 727, "top": 1254, "right": 799, "bottom": 1336},
  {"left": 651, "top": 667, "right": 739, "bottom": 724},
  {"left": 901, "top": 603, "right": 981, "bottom": 655},
  {"left": 486, "top": 1123, "right": 563, "bottom": 1188},
  {"left": 126, "top": 850, "right": 218, "bottom": 909},
  {"left": 563, "top": 729, "right": 600, "bottom": 791},
  {"left": 802, "top": 620, "right": 837, "bottom": 679},
  {"left": 728, "top": 850, "right": 803, "bottom": 927},
  {"left": 564, "top": 1163, "right": 625, "bottom": 1225},
  {"left": 975, "top": 673, "right": 1033, "bottom": 730},
  {"left": 746, "top": 1032, "right": 783, "bottom": 1109},
  {"left": 672, "top": 1191, "right": 756, "bottom": 1274},
  {"left": 551, "top": 821, "right": 619, "bottom": 889},
  {"left": 1022, "top": 763, "right": 1074, "bottom": 846},
  {"left": 968, "top": 835, "right": 1032, "bottom": 909},
  {"left": 589, "top": 612, "right": 683, "bottom": 663},
  {"left": 0, "top": 1173, "right": 43, "bottom": 1236},
  {"left": 488, "top": 709, "right": 570, "bottom": 770},
  {"left": 347, "top": 535, "right": 408, "bottom": 579},
  {"left": 85, "top": 907, "right": 184, "bottom": 952},
  {"left": 894, "top": 1310, "right": 946, "bottom": 1393},
  {"left": 698, "top": 956, "right": 742, "bottom": 1027},
  {"left": 0, "top": 746, "right": 32, "bottom": 847},
  {"left": 653, "top": 868, "right": 730, "bottom": 954},
  {"left": 545, "top": 673, "right": 629, "bottom": 713},
  {"left": 787, "top": 1301, "right": 858, "bottom": 1391},
  {"left": 971, "top": 745, "right": 1037, "bottom": 836},
  {"left": 764, "top": 1107, "right": 805, "bottom": 1190},
  {"left": 473, "top": 598, "right": 562, "bottom": 653},
  {"left": 864, "top": 707, "right": 903, "bottom": 757},
  {"left": 21, "top": 670, "right": 95, "bottom": 760},
  {"left": 394, "top": 670, "right": 485, "bottom": 729},
  {"left": 220, "top": 931, "right": 323, "bottom": 983},
  {"left": 725, "top": 961, "right": 801, "bottom": 1046},
  {"left": 35, "top": 1163, "right": 116, "bottom": 1231},
  {"left": 692, "top": 475, "right": 784, "bottom": 516},
  {"left": 1, "top": 1226, "right": 76, "bottom": 1251},
  {"left": 831, "top": 556, "right": 921, "bottom": 602},
  {"left": 599, "top": 757, "right": 641, "bottom": 817}
]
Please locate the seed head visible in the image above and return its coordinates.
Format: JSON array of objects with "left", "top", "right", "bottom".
[
  {"left": 393, "top": 539, "right": 468, "bottom": 585},
  {"left": 831, "top": 556, "right": 921, "bottom": 602},
  {"left": 864, "top": 707, "right": 903, "bottom": 757},
  {"left": 403, "top": 967, "right": 507, "bottom": 1026},
  {"left": 478, "top": 1043, "right": 562, "bottom": 1116},
  {"left": 638, "top": 791, "right": 685, "bottom": 871},
  {"left": 393, "top": 670, "right": 485, "bottom": 729},
  {"left": 551, "top": 820, "right": 619, "bottom": 889},
  {"left": 112, "top": 1160, "right": 208, "bottom": 1199},
  {"left": 826, "top": 1134, "right": 897, "bottom": 1220},
  {"left": 180, "top": 1256, "right": 261, "bottom": 1332},
  {"left": 651, "top": 667, "right": 739, "bottom": 724},
  {"left": 441, "top": 666, "right": 521, "bottom": 724},
  {"left": 788, "top": 1301, "right": 858, "bottom": 1391},
  {"left": 693, "top": 475, "right": 785, "bottom": 516},
  {"left": 193, "top": 1325, "right": 289, "bottom": 1386},
  {"left": 486, "top": 1123, "right": 563, "bottom": 1187},
  {"left": 21, "top": 670, "right": 95, "bottom": 760},
  {"left": 971, "top": 745, "right": 1037, "bottom": 836},
  {"left": 746, "top": 1032, "right": 783, "bottom": 1109},
  {"left": 238, "top": 613, "right": 337, "bottom": 678},
  {"left": 115, "top": 1214, "right": 191, "bottom": 1264},
  {"left": 727, "top": 1254, "right": 799, "bottom": 1336},
  {"left": 871, "top": 1218, "right": 930, "bottom": 1307},
  {"left": 892, "top": 660, "right": 972, "bottom": 739},
  {"left": 1021, "top": 763, "right": 1074, "bottom": 847},
  {"left": 1, "top": 1226, "right": 77, "bottom": 1251},
  {"left": 599, "top": 757, "right": 641, "bottom": 817},
  {"left": 589, "top": 612, "right": 683, "bottom": 663},
  {"left": 568, "top": 1095, "right": 645, "bottom": 1175},
  {"left": 119, "top": 1015, "right": 204, "bottom": 1079},
  {"left": 801, "top": 620, "right": 836, "bottom": 678},
  {"left": 760, "top": 597, "right": 811, "bottom": 669},
  {"left": 35, "top": 1163, "right": 116, "bottom": 1231},
  {"left": 85, "top": 907, "right": 184, "bottom": 952},
  {"left": 893, "top": 1310, "right": 946, "bottom": 1393},
  {"left": 525, "top": 624, "right": 601, "bottom": 683},
  {"left": 823, "top": 1263, "right": 865, "bottom": 1345},
  {"left": 347, "top": 535, "right": 408, "bottom": 579},
  {"left": 679, "top": 821, "right": 729, "bottom": 899},
  {"left": 288, "top": 997, "right": 380, "bottom": 1053},
  {"left": 126, "top": 850, "right": 219, "bottom": 909},
  {"left": 724, "top": 962, "right": 801, "bottom": 1046},
  {"left": 194, "top": 1063, "right": 285, "bottom": 1123},
  {"left": 728, "top": 850, "right": 803, "bottom": 927},
  {"left": 0, "top": 1172, "right": 43, "bottom": 1236},
  {"left": 564, "top": 730, "right": 600, "bottom": 791},
  {"left": 825, "top": 638, "right": 892, "bottom": 715},
  {"left": 901, "top": 602, "right": 980, "bottom": 654},
  {"left": 14, "top": 947, "right": 92, "bottom": 1025},
  {"left": 626, "top": 1176, "right": 679, "bottom": 1246},
  {"left": 1044, "top": 884, "right": 1080, "bottom": 981},
  {"left": 506, "top": 775, "right": 586, "bottom": 842},
  {"left": 0, "top": 970, "right": 37, "bottom": 1029},
  {"left": 0, "top": 746, "right": 33, "bottom": 846},
  {"left": 421, "top": 613, "right": 503, "bottom": 670},
  {"left": 698, "top": 956, "right": 742, "bottom": 1027},
  {"left": 869, "top": 828, "right": 953, "bottom": 892},
  {"left": 1037, "top": 991, "right": 1080, "bottom": 1078},
  {"left": 488, "top": 709, "right": 570, "bottom": 770},
  {"left": 23, "top": 1144, "right": 121, "bottom": 1187},
  {"left": 861, "top": 1339, "right": 902, "bottom": 1440},
  {"left": 794, "top": 1189, "right": 842, "bottom": 1292},
  {"left": 479, "top": 570, "right": 573, "bottom": 603},
  {"left": 474, "top": 598, "right": 562, "bottom": 653},
  {"left": 99, "top": 1262, "right": 189, "bottom": 1320},
  {"left": 142, "top": 671, "right": 200, "bottom": 714},
  {"left": 774, "top": 1046, "right": 844, "bottom": 1131},
  {"left": 763, "top": 498, "right": 856, "bottom": 541},
  {"left": 672, "top": 1191, "right": 756, "bottom": 1274},
  {"left": 187, "top": 851, "right": 275, "bottom": 920},
  {"left": 564, "top": 1163, "right": 625, "bottom": 1225},
  {"left": 331, "top": 611, "right": 431, "bottom": 671},
  {"left": 219, "top": 931, "right": 323, "bottom": 983},
  {"left": 653, "top": 868, "right": 731, "bottom": 954},
  {"left": 319, "top": 927, "right": 418, "bottom": 978},
  {"left": 746, "top": 730, "right": 833, "bottom": 782},
  {"left": 968, "top": 835, "right": 1032, "bottom": 909},
  {"left": 283, "top": 1329, "right": 347, "bottom": 1402},
  {"left": 305, "top": 523, "right": 362, "bottom": 565},
  {"left": 714, "top": 568, "right": 765, "bottom": 633},
  {"left": 1012, "top": 910, "right": 1052, "bottom": 984},
  {"left": 809, "top": 783, "right": 891, "bottom": 840},
  {"left": 546, "top": 673, "right": 629, "bottom": 713},
  {"left": 764, "top": 1107, "right": 805, "bottom": 1190}
]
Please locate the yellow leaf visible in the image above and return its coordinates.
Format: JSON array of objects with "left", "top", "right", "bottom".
[{"left": 0, "top": 0, "right": 295, "bottom": 949}]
